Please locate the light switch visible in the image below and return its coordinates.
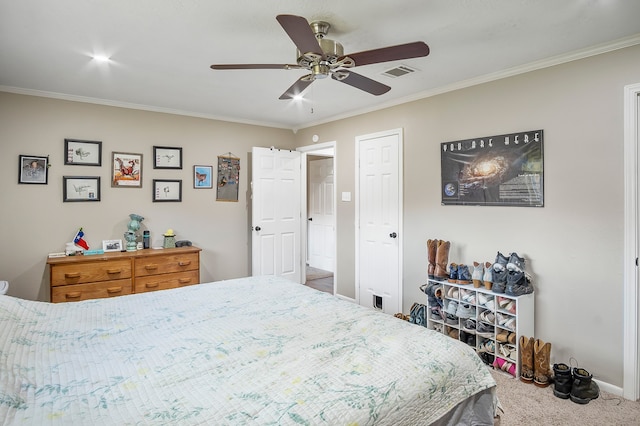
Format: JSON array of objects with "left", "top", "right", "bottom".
[{"left": 341, "top": 191, "right": 351, "bottom": 202}]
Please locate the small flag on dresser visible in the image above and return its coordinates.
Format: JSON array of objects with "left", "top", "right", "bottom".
[{"left": 74, "top": 227, "right": 89, "bottom": 250}]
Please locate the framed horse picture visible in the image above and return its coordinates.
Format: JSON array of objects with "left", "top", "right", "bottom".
[{"left": 112, "top": 152, "right": 143, "bottom": 188}]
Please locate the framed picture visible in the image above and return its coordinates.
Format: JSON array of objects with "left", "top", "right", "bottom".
[
  {"left": 102, "top": 239, "right": 123, "bottom": 252},
  {"left": 64, "top": 139, "right": 102, "bottom": 166},
  {"left": 63, "top": 176, "right": 101, "bottom": 202},
  {"left": 153, "top": 179, "right": 182, "bottom": 202},
  {"left": 112, "top": 152, "right": 142, "bottom": 187},
  {"left": 216, "top": 155, "right": 240, "bottom": 202},
  {"left": 193, "top": 165, "right": 213, "bottom": 188},
  {"left": 153, "top": 146, "right": 182, "bottom": 169},
  {"left": 18, "top": 155, "right": 49, "bottom": 184}
]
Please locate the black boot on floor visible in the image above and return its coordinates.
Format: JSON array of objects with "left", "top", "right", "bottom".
[
  {"left": 570, "top": 367, "right": 600, "bottom": 404},
  {"left": 552, "top": 363, "right": 572, "bottom": 399}
]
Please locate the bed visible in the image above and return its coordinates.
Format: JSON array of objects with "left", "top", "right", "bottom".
[{"left": 0, "top": 275, "right": 497, "bottom": 425}]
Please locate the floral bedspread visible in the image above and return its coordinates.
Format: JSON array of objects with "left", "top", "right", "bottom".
[{"left": 0, "top": 276, "right": 495, "bottom": 425}]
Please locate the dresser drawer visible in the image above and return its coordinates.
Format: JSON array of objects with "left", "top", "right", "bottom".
[
  {"left": 51, "top": 259, "right": 132, "bottom": 286},
  {"left": 135, "top": 253, "right": 199, "bottom": 277},
  {"left": 51, "top": 279, "right": 132, "bottom": 302},
  {"left": 134, "top": 270, "right": 199, "bottom": 293}
]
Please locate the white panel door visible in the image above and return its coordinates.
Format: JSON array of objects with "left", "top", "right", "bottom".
[
  {"left": 251, "top": 147, "right": 302, "bottom": 283},
  {"left": 357, "top": 129, "right": 402, "bottom": 315},
  {"left": 308, "top": 158, "right": 335, "bottom": 272}
]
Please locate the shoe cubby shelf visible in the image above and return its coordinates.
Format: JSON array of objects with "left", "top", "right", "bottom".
[{"left": 425, "top": 279, "right": 534, "bottom": 378}]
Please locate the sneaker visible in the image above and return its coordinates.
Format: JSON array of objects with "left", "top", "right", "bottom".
[
  {"left": 472, "top": 261, "right": 484, "bottom": 287},
  {"left": 493, "top": 251, "right": 509, "bottom": 272},
  {"left": 506, "top": 252, "right": 525, "bottom": 273},
  {"left": 479, "top": 310, "right": 495, "bottom": 324},
  {"left": 479, "top": 352, "right": 495, "bottom": 366},
  {"left": 432, "top": 323, "right": 444, "bottom": 334},
  {"left": 445, "top": 300, "right": 458, "bottom": 316},
  {"left": 478, "top": 339, "right": 495, "bottom": 353},
  {"left": 448, "top": 263, "right": 458, "bottom": 283},
  {"left": 456, "top": 303, "right": 475, "bottom": 319},
  {"left": 463, "top": 318, "right": 476, "bottom": 332},
  {"left": 446, "top": 286, "right": 459, "bottom": 299},
  {"left": 460, "top": 289, "right": 476, "bottom": 305},
  {"left": 445, "top": 313, "right": 458, "bottom": 325},
  {"left": 448, "top": 328, "right": 459, "bottom": 340},
  {"left": 496, "top": 312, "right": 511, "bottom": 327},
  {"left": 456, "top": 264, "right": 472, "bottom": 284},
  {"left": 430, "top": 306, "right": 443, "bottom": 321},
  {"left": 476, "top": 322, "right": 495, "bottom": 337},
  {"left": 506, "top": 282, "right": 534, "bottom": 296},
  {"left": 477, "top": 293, "right": 488, "bottom": 306}
]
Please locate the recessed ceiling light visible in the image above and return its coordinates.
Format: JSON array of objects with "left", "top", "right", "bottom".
[
  {"left": 292, "top": 94, "right": 303, "bottom": 101},
  {"left": 92, "top": 54, "right": 111, "bottom": 63}
]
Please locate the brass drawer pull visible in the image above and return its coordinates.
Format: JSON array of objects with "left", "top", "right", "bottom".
[
  {"left": 106, "top": 287, "right": 122, "bottom": 294},
  {"left": 178, "top": 261, "right": 191, "bottom": 266},
  {"left": 178, "top": 278, "right": 191, "bottom": 284},
  {"left": 144, "top": 264, "right": 158, "bottom": 270},
  {"left": 145, "top": 282, "right": 159, "bottom": 288},
  {"left": 106, "top": 269, "right": 122, "bottom": 274},
  {"left": 64, "top": 272, "right": 81, "bottom": 279},
  {"left": 66, "top": 292, "right": 81, "bottom": 299}
]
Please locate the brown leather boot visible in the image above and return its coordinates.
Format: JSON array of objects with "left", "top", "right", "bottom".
[
  {"left": 533, "top": 339, "right": 552, "bottom": 387},
  {"left": 519, "top": 336, "right": 534, "bottom": 383},
  {"left": 434, "top": 240, "right": 450, "bottom": 280},
  {"left": 427, "top": 239, "right": 438, "bottom": 279}
]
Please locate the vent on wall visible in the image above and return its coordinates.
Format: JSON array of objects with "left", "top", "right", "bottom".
[{"left": 381, "top": 64, "right": 418, "bottom": 78}]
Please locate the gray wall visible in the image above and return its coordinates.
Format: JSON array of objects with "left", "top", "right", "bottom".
[
  {"left": 293, "top": 44, "right": 640, "bottom": 389},
  {"left": 0, "top": 93, "right": 295, "bottom": 301}
]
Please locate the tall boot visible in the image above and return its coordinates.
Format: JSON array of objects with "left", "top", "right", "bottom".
[
  {"left": 519, "top": 336, "right": 534, "bottom": 383},
  {"left": 533, "top": 339, "right": 552, "bottom": 387},
  {"left": 553, "top": 363, "right": 572, "bottom": 399},
  {"left": 570, "top": 368, "right": 600, "bottom": 404},
  {"left": 434, "top": 240, "right": 450, "bottom": 280},
  {"left": 427, "top": 239, "right": 438, "bottom": 279}
]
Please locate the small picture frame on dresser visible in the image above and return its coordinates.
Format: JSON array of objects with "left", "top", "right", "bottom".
[{"left": 102, "top": 239, "right": 123, "bottom": 252}]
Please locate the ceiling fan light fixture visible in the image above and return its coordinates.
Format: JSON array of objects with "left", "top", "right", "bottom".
[{"left": 312, "top": 63, "right": 330, "bottom": 79}]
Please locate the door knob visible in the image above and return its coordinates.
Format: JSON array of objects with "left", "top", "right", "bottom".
[
  {"left": 389, "top": 232, "right": 397, "bottom": 238},
  {"left": 308, "top": 217, "right": 313, "bottom": 221},
  {"left": 254, "top": 226, "right": 261, "bottom": 231}
]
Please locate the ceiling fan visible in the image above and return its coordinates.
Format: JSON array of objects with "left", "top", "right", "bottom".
[{"left": 210, "top": 14, "right": 430, "bottom": 100}]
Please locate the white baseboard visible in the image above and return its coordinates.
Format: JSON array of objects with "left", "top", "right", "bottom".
[{"left": 595, "top": 379, "right": 624, "bottom": 398}]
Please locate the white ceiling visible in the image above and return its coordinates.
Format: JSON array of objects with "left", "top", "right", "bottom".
[{"left": 2, "top": 0, "right": 640, "bottom": 130}]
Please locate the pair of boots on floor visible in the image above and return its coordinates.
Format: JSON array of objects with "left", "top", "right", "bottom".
[{"left": 520, "top": 336, "right": 599, "bottom": 404}]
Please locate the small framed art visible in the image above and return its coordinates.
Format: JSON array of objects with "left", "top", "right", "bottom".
[
  {"left": 63, "top": 176, "right": 101, "bottom": 202},
  {"left": 19, "top": 155, "right": 48, "bottom": 184},
  {"left": 102, "top": 239, "right": 123, "bottom": 252},
  {"left": 153, "top": 146, "right": 182, "bottom": 169},
  {"left": 112, "top": 152, "right": 142, "bottom": 187},
  {"left": 153, "top": 179, "right": 182, "bottom": 202},
  {"left": 193, "top": 165, "right": 213, "bottom": 188},
  {"left": 64, "top": 139, "right": 102, "bottom": 166}
]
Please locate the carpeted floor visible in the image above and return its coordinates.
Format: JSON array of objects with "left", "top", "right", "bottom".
[{"left": 491, "top": 369, "right": 640, "bottom": 425}]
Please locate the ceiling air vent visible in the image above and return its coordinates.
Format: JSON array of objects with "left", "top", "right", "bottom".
[{"left": 381, "top": 64, "right": 418, "bottom": 78}]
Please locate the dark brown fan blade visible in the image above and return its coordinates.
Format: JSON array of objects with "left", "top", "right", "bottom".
[
  {"left": 343, "top": 41, "right": 430, "bottom": 67},
  {"left": 211, "top": 64, "right": 302, "bottom": 70},
  {"left": 332, "top": 71, "right": 390, "bottom": 96},
  {"left": 279, "top": 76, "right": 314, "bottom": 100},
  {"left": 276, "top": 14, "right": 322, "bottom": 55}
]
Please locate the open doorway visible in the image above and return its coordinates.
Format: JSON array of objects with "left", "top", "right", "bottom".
[{"left": 298, "top": 142, "right": 336, "bottom": 295}]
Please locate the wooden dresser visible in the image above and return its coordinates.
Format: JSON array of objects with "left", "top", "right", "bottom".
[{"left": 47, "top": 246, "right": 201, "bottom": 303}]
